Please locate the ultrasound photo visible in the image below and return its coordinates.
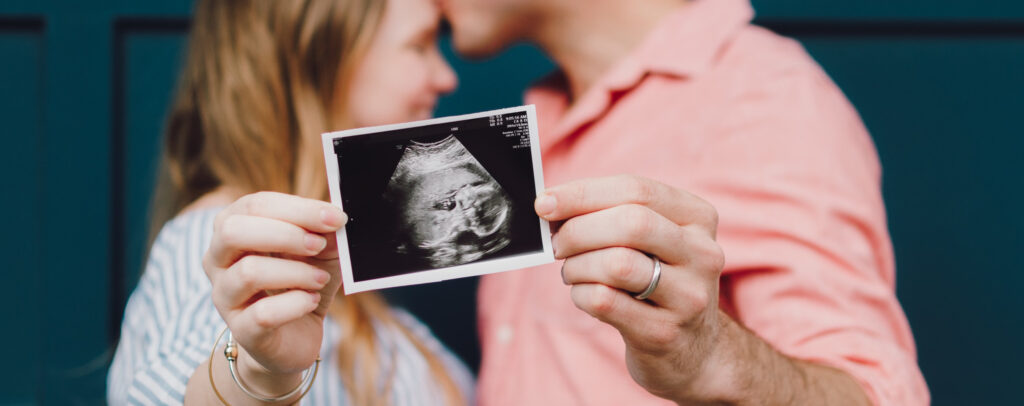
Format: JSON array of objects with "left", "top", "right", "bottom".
[
  {"left": 322, "top": 106, "right": 553, "bottom": 294},
  {"left": 386, "top": 135, "right": 513, "bottom": 267}
]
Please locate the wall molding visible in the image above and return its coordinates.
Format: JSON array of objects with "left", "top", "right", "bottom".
[
  {"left": 108, "top": 16, "right": 190, "bottom": 344},
  {"left": 757, "top": 18, "right": 1024, "bottom": 37}
]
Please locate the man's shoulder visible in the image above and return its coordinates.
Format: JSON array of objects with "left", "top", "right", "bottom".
[
  {"left": 699, "top": 23, "right": 856, "bottom": 121},
  {"left": 716, "top": 24, "right": 825, "bottom": 82}
]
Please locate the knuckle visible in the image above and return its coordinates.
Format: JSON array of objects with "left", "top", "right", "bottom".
[
  {"left": 705, "top": 243, "right": 726, "bottom": 274},
  {"left": 620, "top": 205, "right": 654, "bottom": 240},
  {"left": 294, "top": 229, "right": 313, "bottom": 251},
  {"left": 210, "top": 283, "right": 229, "bottom": 311},
  {"left": 610, "top": 248, "right": 639, "bottom": 285},
  {"left": 561, "top": 257, "right": 583, "bottom": 284},
  {"left": 251, "top": 306, "right": 275, "bottom": 329},
  {"left": 566, "top": 183, "right": 588, "bottom": 209},
  {"left": 235, "top": 256, "right": 260, "bottom": 291},
  {"left": 691, "top": 196, "right": 718, "bottom": 229},
  {"left": 202, "top": 253, "right": 213, "bottom": 273},
  {"left": 683, "top": 288, "right": 710, "bottom": 317},
  {"left": 589, "top": 285, "right": 619, "bottom": 315},
  {"left": 219, "top": 215, "right": 243, "bottom": 248},
  {"left": 625, "top": 175, "right": 655, "bottom": 205},
  {"left": 555, "top": 218, "right": 579, "bottom": 247},
  {"left": 212, "top": 210, "right": 227, "bottom": 233},
  {"left": 690, "top": 238, "right": 725, "bottom": 275},
  {"left": 244, "top": 192, "right": 270, "bottom": 214},
  {"left": 706, "top": 204, "right": 720, "bottom": 230}
]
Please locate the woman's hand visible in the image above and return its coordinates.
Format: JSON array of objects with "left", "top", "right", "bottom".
[{"left": 202, "top": 191, "right": 346, "bottom": 392}]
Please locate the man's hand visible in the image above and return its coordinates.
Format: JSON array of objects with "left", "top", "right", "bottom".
[
  {"left": 538, "top": 175, "right": 871, "bottom": 405},
  {"left": 538, "top": 175, "right": 725, "bottom": 400}
]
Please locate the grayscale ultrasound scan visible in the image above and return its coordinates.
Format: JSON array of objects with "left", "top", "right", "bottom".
[
  {"left": 325, "top": 106, "right": 553, "bottom": 293},
  {"left": 386, "top": 135, "right": 513, "bottom": 267}
]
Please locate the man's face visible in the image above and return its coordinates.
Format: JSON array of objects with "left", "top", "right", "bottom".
[{"left": 439, "top": 0, "right": 537, "bottom": 57}]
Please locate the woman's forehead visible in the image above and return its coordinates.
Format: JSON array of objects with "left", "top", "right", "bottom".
[{"left": 381, "top": 0, "right": 443, "bottom": 39}]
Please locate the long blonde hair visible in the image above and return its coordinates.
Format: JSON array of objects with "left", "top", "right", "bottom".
[{"left": 152, "top": 0, "right": 464, "bottom": 404}]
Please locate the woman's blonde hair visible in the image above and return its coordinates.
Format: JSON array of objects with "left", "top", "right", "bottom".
[{"left": 151, "top": 0, "right": 464, "bottom": 404}]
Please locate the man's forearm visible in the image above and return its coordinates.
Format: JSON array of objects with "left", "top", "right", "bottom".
[{"left": 695, "top": 311, "right": 872, "bottom": 406}]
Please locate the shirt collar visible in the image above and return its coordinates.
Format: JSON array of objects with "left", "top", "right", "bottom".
[
  {"left": 529, "top": 0, "right": 755, "bottom": 151},
  {"left": 624, "top": 0, "right": 754, "bottom": 81}
]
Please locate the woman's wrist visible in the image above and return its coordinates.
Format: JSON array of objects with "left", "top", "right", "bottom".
[{"left": 235, "top": 345, "right": 305, "bottom": 400}]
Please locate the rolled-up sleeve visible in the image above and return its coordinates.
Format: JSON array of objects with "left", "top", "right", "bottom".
[{"left": 694, "top": 56, "right": 930, "bottom": 405}]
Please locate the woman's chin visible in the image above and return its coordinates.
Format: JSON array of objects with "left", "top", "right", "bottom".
[{"left": 412, "top": 109, "right": 433, "bottom": 121}]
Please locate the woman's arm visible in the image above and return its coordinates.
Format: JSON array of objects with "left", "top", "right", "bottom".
[
  {"left": 184, "top": 192, "right": 347, "bottom": 404},
  {"left": 186, "top": 345, "right": 304, "bottom": 405},
  {"left": 108, "top": 210, "right": 223, "bottom": 405}
]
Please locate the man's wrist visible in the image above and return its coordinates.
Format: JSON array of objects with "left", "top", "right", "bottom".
[
  {"left": 677, "top": 312, "right": 750, "bottom": 404},
  {"left": 676, "top": 312, "right": 873, "bottom": 406},
  {"left": 672, "top": 311, "right": 802, "bottom": 405}
]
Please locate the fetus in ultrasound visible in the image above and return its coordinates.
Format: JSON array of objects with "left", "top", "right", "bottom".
[{"left": 385, "top": 135, "right": 513, "bottom": 267}]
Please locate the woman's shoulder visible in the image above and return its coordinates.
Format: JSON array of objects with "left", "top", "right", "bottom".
[
  {"left": 151, "top": 206, "right": 224, "bottom": 252},
  {"left": 151, "top": 188, "right": 237, "bottom": 251},
  {"left": 138, "top": 206, "right": 225, "bottom": 295}
]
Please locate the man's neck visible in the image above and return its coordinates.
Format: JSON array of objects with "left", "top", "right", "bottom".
[{"left": 530, "top": 0, "right": 689, "bottom": 103}]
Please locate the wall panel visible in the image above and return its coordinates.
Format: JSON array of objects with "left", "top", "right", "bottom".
[
  {"left": 0, "top": 20, "right": 44, "bottom": 405},
  {"left": 111, "top": 20, "right": 188, "bottom": 336},
  {"left": 39, "top": 13, "right": 113, "bottom": 405},
  {"left": 755, "top": 0, "right": 1024, "bottom": 20}
]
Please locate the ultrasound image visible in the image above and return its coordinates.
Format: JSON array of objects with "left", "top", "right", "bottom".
[
  {"left": 335, "top": 110, "right": 543, "bottom": 282},
  {"left": 385, "top": 135, "right": 513, "bottom": 267}
]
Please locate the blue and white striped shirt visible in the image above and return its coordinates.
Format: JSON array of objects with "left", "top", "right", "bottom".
[{"left": 108, "top": 208, "right": 475, "bottom": 405}]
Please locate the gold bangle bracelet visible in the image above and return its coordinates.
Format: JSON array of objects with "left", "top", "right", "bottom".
[{"left": 208, "top": 327, "right": 321, "bottom": 405}]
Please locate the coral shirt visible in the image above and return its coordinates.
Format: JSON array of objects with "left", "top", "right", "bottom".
[{"left": 475, "top": 0, "right": 930, "bottom": 405}]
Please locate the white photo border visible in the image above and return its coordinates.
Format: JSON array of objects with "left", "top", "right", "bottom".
[{"left": 321, "top": 105, "right": 553, "bottom": 294}]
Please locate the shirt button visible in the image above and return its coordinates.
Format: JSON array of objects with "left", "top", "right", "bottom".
[{"left": 496, "top": 324, "right": 514, "bottom": 344}]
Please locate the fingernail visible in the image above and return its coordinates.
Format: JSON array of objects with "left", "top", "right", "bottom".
[
  {"left": 536, "top": 194, "right": 556, "bottom": 217},
  {"left": 321, "top": 208, "right": 345, "bottom": 228},
  {"left": 315, "top": 271, "right": 330, "bottom": 284},
  {"left": 310, "top": 292, "right": 321, "bottom": 304},
  {"left": 305, "top": 234, "right": 327, "bottom": 252}
]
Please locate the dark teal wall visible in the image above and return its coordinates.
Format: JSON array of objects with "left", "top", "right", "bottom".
[
  {"left": 0, "top": 1, "right": 1020, "bottom": 404},
  {"left": 795, "top": 32, "right": 1024, "bottom": 400}
]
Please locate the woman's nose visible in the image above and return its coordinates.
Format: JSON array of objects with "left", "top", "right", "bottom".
[{"left": 432, "top": 53, "right": 458, "bottom": 94}]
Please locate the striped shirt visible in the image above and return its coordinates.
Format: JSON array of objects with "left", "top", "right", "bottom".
[{"left": 108, "top": 207, "right": 475, "bottom": 405}]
